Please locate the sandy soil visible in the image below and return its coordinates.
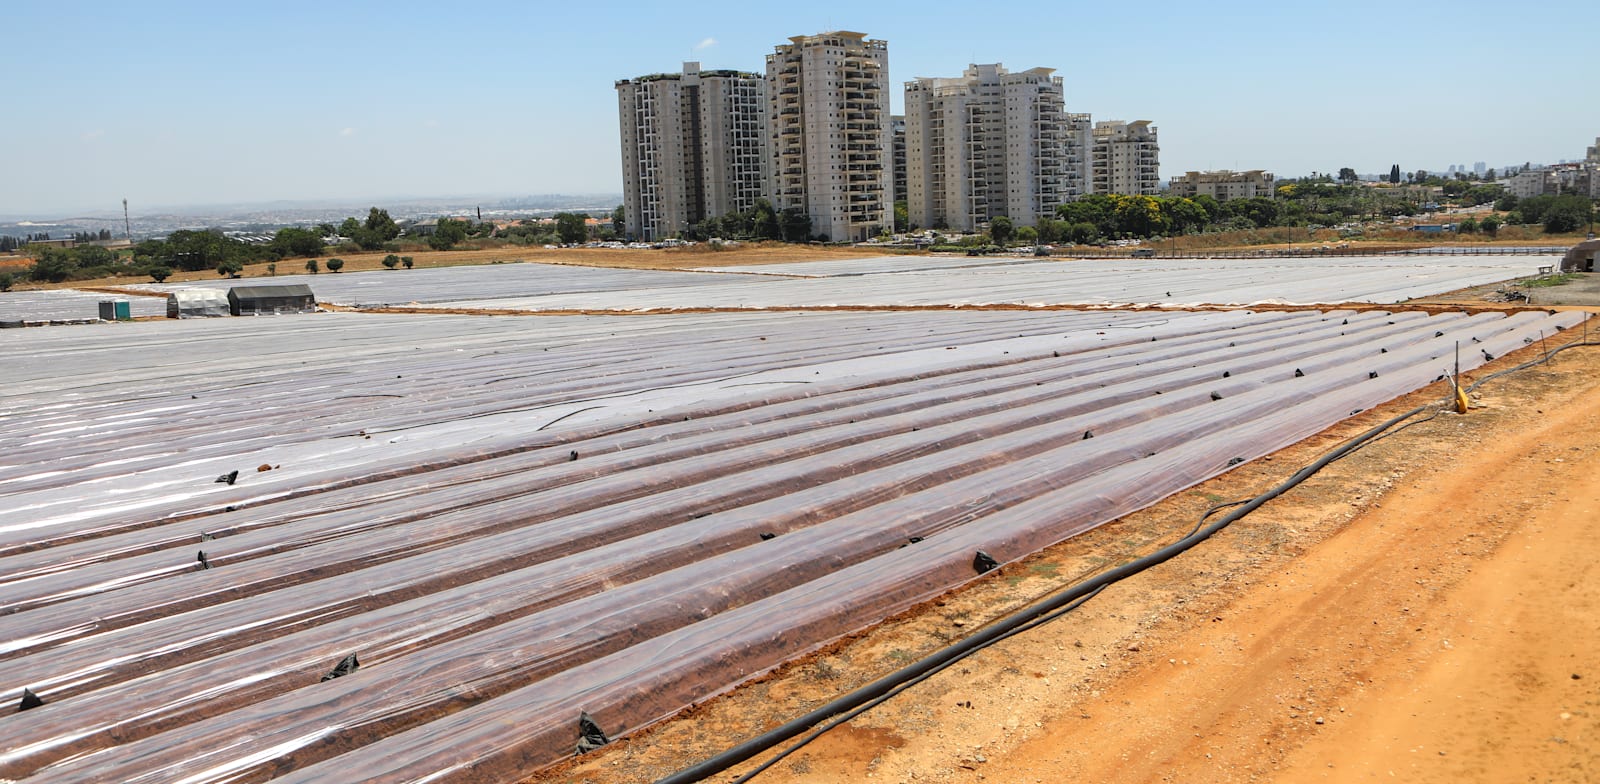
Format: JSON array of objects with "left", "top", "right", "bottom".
[{"left": 542, "top": 324, "right": 1600, "bottom": 784}]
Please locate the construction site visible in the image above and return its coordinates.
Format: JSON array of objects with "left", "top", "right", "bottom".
[{"left": 0, "top": 247, "right": 1594, "bottom": 784}]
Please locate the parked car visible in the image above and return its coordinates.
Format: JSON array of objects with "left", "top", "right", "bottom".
[{"left": 1131, "top": 248, "right": 1156, "bottom": 258}]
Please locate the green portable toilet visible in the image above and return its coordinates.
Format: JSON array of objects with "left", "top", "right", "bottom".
[{"left": 114, "top": 300, "right": 131, "bottom": 321}]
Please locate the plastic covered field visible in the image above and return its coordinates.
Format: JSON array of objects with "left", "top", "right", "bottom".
[
  {"left": 137, "top": 261, "right": 748, "bottom": 307},
  {"left": 125, "top": 253, "right": 1555, "bottom": 312},
  {"left": 0, "top": 307, "right": 1585, "bottom": 783},
  {"left": 420, "top": 254, "right": 1550, "bottom": 310},
  {"left": 0, "top": 289, "right": 166, "bottom": 323}
]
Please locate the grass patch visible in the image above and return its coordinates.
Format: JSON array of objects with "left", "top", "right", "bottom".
[{"left": 1523, "top": 273, "right": 1576, "bottom": 288}]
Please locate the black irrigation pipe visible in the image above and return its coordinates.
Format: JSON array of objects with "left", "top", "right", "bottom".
[{"left": 654, "top": 334, "right": 1600, "bottom": 784}]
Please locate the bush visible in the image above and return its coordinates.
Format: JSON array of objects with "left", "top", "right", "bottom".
[
  {"left": 306, "top": 259, "right": 320, "bottom": 274},
  {"left": 0, "top": 272, "right": 13, "bottom": 291},
  {"left": 381, "top": 254, "right": 400, "bottom": 270},
  {"left": 266, "top": 262, "right": 277, "bottom": 276},
  {"left": 148, "top": 266, "right": 172, "bottom": 283},
  {"left": 1479, "top": 216, "right": 1501, "bottom": 236},
  {"left": 401, "top": 256, "right": 414, "bottom": 269},
  {"left": 1456, "top": 217, "right": 1477, "bottom": 234},
  {"left": 216, "top": 259, "right": 243, "bottom": 278},
  {"left": 326, "top": 258, "right": 345, "bottom": 273}
]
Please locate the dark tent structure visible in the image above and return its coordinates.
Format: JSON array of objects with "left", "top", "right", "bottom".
[{"left": 227, "top": 284, "right": 316, "bottom": 316}]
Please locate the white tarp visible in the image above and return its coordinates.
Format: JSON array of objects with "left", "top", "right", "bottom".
[{"left": 167, "top": 288, "right": 230, "bottom": 318}]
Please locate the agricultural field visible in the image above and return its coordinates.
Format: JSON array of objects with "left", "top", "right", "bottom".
[{"left": 0, "top": 249, "right": 1593, "bottom": 784}]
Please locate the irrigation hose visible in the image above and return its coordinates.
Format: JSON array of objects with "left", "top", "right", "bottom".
[{"left": 653, "top": 335, "right": 1599, "bottom": 784}]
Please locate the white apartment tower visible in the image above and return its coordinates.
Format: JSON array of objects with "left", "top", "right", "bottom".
[
  {"left": 766, "top": 31, "right": 891, "bottom": 242},
  {"left": 904, "top": 64, "right": 1079, "bottom": 232},
  {"left": 616, "top": 62, "right": 768, "bottom": 241},
  {"left": 1090, "top": 120, "right": 1161, "bottom": 196}
]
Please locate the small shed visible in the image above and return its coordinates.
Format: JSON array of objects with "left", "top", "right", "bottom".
[
  {"left": 167, "top": 288, "right": 231, "bottom": 319},
  {"left": 1562, "top": 239, "right": 1600, "bottom": 273},
  {"left": 227, "top": 284, "right": 316, "bottom": 316}
]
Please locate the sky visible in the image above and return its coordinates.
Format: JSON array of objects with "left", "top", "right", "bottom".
[{"left": 3, "top": 0, "right": 1596, "bottom": 217}]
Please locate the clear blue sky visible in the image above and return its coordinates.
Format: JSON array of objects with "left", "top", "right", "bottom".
[{"left": 4, "top": 0, "right": 1595, "bottom": 216}]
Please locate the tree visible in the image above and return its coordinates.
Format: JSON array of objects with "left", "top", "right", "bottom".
[
  {"left": 28, "top": 248, "right": 75, "bottom": 282},
  {"left": 147, "top": 266, "right": 172, "bottom": 283},
  {"left": 1540, "top": 196, "right": 1593, "bottom": 234},
  {"left": 0, "top": 272, "right": 13, "bottom": 291},
  {"left": 777, "top": 208, "right": 811, "bottom": 242},
  {"left": 382, "top": 254, "right": 400, "bottom": 269},
  {"left": 989, "top": 215, "right": 1015, "bottom": 246},
  {"left": 401, "top": 256, "right": 414, "bottom": 269},
  {"left": 554, "top": 213, "right": 589, "bottom": 245},
  {"left": 611, "top": 205, "right": 627, "bottom": 239},
  {"left": 1338, "top": 167, "right": 1358, "bottom": 185},
  {"left": 1479, "top": 215, "right": 1501, "bottom": 236},
  {"left": 269, "top": 227, "right": 324, "bottom": 258},
  {"left": 325, "top": 257, "right": 345, "bottom": 273},
  {"left": 893, "top": 200, "right": 909, "bottom": 233},
  {"left": 1457, "top": 217, "right": 1478, "bottom": 234},
  {"left": 216, "top": 259, "right": 243, "bottom": 277},
  {"left": 428, "top": 219, "right": 469, "bottom": 250},
  {"left": 364, "top": 207, "right": 400, "bottom": 241},
  {"left": 1389, "top": 164, "right": 1401, "bottom": 184},
  {"left": 305, "top": 258, "right": 320, "bottom": 274},
  {"left": 751, "top": 199, "right": 780, "bottom": 240},
  {"left": 338, "top": 217, "right": 362, "bottom": 238}
]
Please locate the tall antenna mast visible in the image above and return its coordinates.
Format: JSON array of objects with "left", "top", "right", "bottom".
[{"left": 123, "top": 198, "right": 131, "bottom": 239}]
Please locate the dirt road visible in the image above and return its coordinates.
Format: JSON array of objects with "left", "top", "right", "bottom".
[{"left": 549, "top": 335, "right": 1600, "bottom": 784}]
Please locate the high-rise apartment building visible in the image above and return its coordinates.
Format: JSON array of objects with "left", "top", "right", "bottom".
[
  {"left": 616, "top": 62, "right": 768, "bottom": 241},
  {"left": 1588, "top": 137, "right": 1599, "bottom": 164},
  {"left": 890, "top": 114, "right": 907, "bottom": 221},
  {"left": 903, "top": 64, "right": 1077, "bottom": 232},
  {"left": 766, "top": 31, "right": 891, "bottom": 242},
  {"left": 1090, "top": 120, "right": 1160, "bottom": 196}
]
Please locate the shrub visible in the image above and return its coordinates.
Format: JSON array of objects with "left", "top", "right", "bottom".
[
  {"left": 401, "top": 256, "right": 414, "bottom": 269},
  {"left": 0, "top": 272, "right": 13, "bottom": 291},
  {"left": 326, "top": 258, "right": 345, "bottom": 273},
  {"left": 148, "top": 266, "right": 172, "bottom": 283},
  {"left": 306, "top": 259, "right": 320, "bottom": 274},
  {"left": 216, "top": 259, "right": 243, "bottom": 278},
  {"left": 381, "top": 254, "right": 400, "bottom": 270}
]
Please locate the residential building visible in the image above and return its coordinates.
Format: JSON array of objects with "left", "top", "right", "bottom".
[
  {"left": 1090, "top": 120, "right": 1160, "bottom": 195},
  {"left": 903, "top": 63, "right": 1074, "bottom": 232},
  {"left": 1065, "top": 112, "right": 1092, "bottom": 201},
  {"left": 1168, "top": 170, "right": 1276, "bottom": 201},
  {"left": 766, "top": 31, "right": 892, "bottom": 242},
  {"left": 1588, "top": 137, "right": 1599, "bottom": 164},
  {"left": 1508, "top": 168, "right": 1557, "bottom": 199},
  {"left": 1507, "top": 163, "right": 1599, "bottom": 199},
  {"left": 616, "top": 62, "right": 768, "bottom": 241},
  {"left": 890, "top": 115, "right": 906, "bottom": 217}
]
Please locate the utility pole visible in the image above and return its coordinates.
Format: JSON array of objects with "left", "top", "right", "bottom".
[{"left": 123, "top": 198, "right": 131, "bottom": 239}]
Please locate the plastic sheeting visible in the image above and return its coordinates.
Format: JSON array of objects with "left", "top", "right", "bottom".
[
  {"left": 0, "top": 307, "right": 1586, "bottom": 783},
  {"left": 135, "top": 261, "right": 748, "bottom": 307},
  {"left": 0, "top": 289, "right": 166, "bottom": 323},
  {"left": 124, "top": 254, "right": 1553, "bottom": 312},
  {"left": 422, "top": 254, "right": 1553, "bottom": 311},
  {"left": 166, "top": 288, "right": 229, "bottom": 319}
]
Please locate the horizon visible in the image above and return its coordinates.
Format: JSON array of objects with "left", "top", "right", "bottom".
[{"left": 4, "top": 0, "right": 1596, "bottom": 217}]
